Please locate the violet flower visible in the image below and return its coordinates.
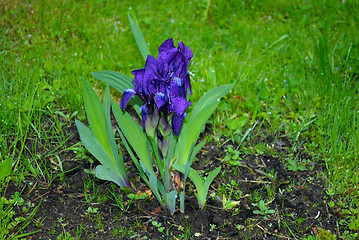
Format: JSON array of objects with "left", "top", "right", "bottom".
[{"left": 120, "top": 38, "right": 193, "bottom": 136}]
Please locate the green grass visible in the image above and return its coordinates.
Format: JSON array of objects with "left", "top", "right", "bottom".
[{"left": 1, "top": 0, "right": 358, "bottom": 237}]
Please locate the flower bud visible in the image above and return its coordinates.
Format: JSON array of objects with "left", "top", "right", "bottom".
[
  {"left": 160, "top": 116, "right": 171, "bottom": 137},
  {"left": 161, "top": 139, "right": 169, "bottom": 157},
  {"left": 150, "top": 108, "right": 159, "bottom": 129},
  {"left": 145, "top": 117, "right": 155, "bottom": 138}
]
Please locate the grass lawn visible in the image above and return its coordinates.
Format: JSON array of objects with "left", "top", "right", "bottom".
[{"left": 1, "top": 0, "right": 358, "bottom": 239}]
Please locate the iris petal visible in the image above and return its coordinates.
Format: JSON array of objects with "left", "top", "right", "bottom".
[
  {"left": 120, "top": 89, "right": 136, "bottom": 110},
  {"left": 144, "top": 55, "right": 159, "bottom": 96},
  {"left": 158, "top": 38, "right": 176, "bottom": 52},
  {"left": 140, "top": 104, "right": 148, "bottom": 132},
  {"left": 132, "top": 69, "right": 145, "bottom": 96},
  {"left": 170, "top": 97, "right": 191, "bottom": 116},
  {"left": 154, "top": 92, "right": 169, "bottom": 111},
  {"left": 170, "top": 77, "right": 185, "bottom": 98},
  {"left": 145, "top": 54, "right": 158, "bottom": 68},
  {"left": 178, "top": 42, "right": 193, "bottom": 65},
  {"left": 157, "top": 50, "right": 177, "bottom": 76},
  {"left": 171, "top": 114, "right": 185, "bottom": 137}
]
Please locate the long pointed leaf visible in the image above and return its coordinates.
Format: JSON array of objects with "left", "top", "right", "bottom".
[
  {"left": 166, "top": 133, "right": 176, "bottom": 169},
  {"left": 177, "top": 84, "right": 233, "bottom": 165},
  {"left": 117, "top": 127, "right": 148, "bottom": 185},
  {"left": 75, "top": 120, "right": 130, "bottom": 188},
  {"left": 91, "top": 71, "right": 143, "bottom": 113},
  {"left": 172, "top": 164, "right": 203, "bottom": 194},
  {"left": 92, "top": 71, "right": 133, "bottom": 91},
  {"left": 203, "top": 167, "right": 221, "bottom": 194},
  {"left": 190, "top": 141, "right": 206, "bottom": 165},
  {"left": 128, "top": 13, "right": 150, "bottom": 60},
  {"left": 104, "top": 85, "right": 127, "bottom": 178},
  {"left": 112, "top": 101, "right": 153, "bottom": 174},
  {"left": 117, "top": 125, "right": 162, "bottom": 206},
  {"left": 149, "top": 173, "right": 164, "bottom": 207},
  {"left": 176, "top": 104, "right": 216, "bottom": 165},
  {"left": 94, "top": 165, "right": 131, "bottom": 191},
  {"left": 75, "top": 120, "right": 113, "bottom": 169},
  {"left": 180, "top": 142, "right": 195, "bottom": 213},
  {"left": 172, "top": 164, "right": 221, "bottom": 209},
  {"left": 82, "top": 79, "right": 113, "bottom": 159},
  {"left": 165, "top": 190, "right": 178, "bottom": 215},
  {"left": 190, "top": 84, "right": 234, "bottom": 120},
  {"left": 201, "top": 166, "right": 221, "bottom": 209}
]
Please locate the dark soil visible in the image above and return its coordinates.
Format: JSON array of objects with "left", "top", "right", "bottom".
[{"left": 5, "top": 120, "right": 346, "bottom": 239}]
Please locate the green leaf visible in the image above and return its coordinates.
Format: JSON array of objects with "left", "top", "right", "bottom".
[
  {"left": 0, "top": 158, "right": 12, "bottom": 182},
  {"left": 82, "top": 79, "right": 113, "bottom": 159},
  {"left": 75, "top": 120, "right": 114, "bottom": 170},
  {"left": 128, "top": 13, "right": 150, "bottom": 60},
  {"left": 258, "top": 200, "right": 265, "bottom": 208},
  {"left": 237, "top": 115, "right": 249, "bottom": 127},
  {"left": 173, "top": 164, "right": 221, "bottom": 209},
  {"left": 173, "top": 164, "right": 203, "bottom": 193},
  {"left": 253, "top": 210, "right": 260, "bottom": 215},
  {"left": 180, "top": 142, "right": 196, "bottom": 213},
  {"left": 165, "top": 133, "right": 177, "bottom": 169},
  {"left": 165, "top": 190, "right": 178, "bottom": 215},
  {"left": 103, "top": 85, "right": 128, "bottom": 179},
  {"left": 298, "top": 164, "right": 308, "bottom": 171},
  {"left": 117, "top": 127, "right": 148, "bottom": 184},
  {"left": 177, "top": 84, "right": 233, "bottom": 165},
  {"left": 201, "top": 166, "right": 221, "bottom": 206},
  {"left": 190, "top": 141, "right": 206, "bottom": 164},
  {"left": 155, "top": 178, "right": 177, "bottom": 214},
  {"left": 112, "top": 101, "right": 153, "bottom": 174},
  {"left": 92, "top": 71, "right": 133, "bottom": 92},
  {"left": 176, "top": 103, "right": 216, "bottom": 165},
  {"left": 172, "top": 164, "right": 204, "bottom": 207},
  {"left": 91, "top": 71, "right": 143, "bottom": 113},
  {"left": 223, "top": 195, "right": 241, "bottom": 210},
  {"left": 149, "top": 173, "right": 164, "bottom": 207},
  {"left": 235, "top": 121, "right": 258, "bottom": 151},
  {"left": 79, "top": 80, "right": 129, "bottom": 185},
  {"left": 75, "top": 120, "right": 130, "bottom": 188},
  {"left": 189, "top": 84, "right": 234, "bottom": 121},
  {"left": 94, "top": 165, "right": 132, "bottom": 192}
]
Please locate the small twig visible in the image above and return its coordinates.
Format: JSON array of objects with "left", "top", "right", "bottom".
[
  {"left": 27, "top": 181, "right": 38, "bottom": 196},
  {"left": 206, "top": 204, "right": 222, "bottom": 210},
  {"left": 266, "top": 196, "right": 276, "bottom": 205},
  {"left": 242, "top": 164, "right": 255, "bottom": 174},
  {"left": 237, "top": 179, "right": 272, "bottom": 184},
  {"left": 256, "top": 223, "right": 266, "bottom": 232},
  {"left": 32, "top": 191, "right": 49, "bottom": 202},
  {"left": 130, "top": 215, "right": 153, "bottom": 220}
]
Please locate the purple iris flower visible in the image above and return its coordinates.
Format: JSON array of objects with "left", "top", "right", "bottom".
[{"left": 120, "top": 38, "right": 193, "bottom": 136}]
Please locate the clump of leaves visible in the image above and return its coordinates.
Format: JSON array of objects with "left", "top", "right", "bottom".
[
  {"left": 287, "top": 159, "right": 307, "bottom": 171},
  {"left": 222, "top": 145, "right": 242, "bottom": 166},
  {"left": 252, "top": 200, "right": 275, "bottom": 220}
]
